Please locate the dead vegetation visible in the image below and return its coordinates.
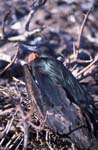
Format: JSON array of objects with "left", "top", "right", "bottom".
[{"left": 0, "top": 0, "right": 98, "bottom": 149}]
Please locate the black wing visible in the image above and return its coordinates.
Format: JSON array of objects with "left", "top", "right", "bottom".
[
  {"left": 31, "top": 59, "right": 95, "bottom": 149},
  {"left": 33, "top": 58, "right": 95, "bottom": 114},
  {"left": 32, "top": 58, "right": 97, "bottom": 134}
]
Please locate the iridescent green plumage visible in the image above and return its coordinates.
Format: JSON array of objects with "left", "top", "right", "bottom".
[
  {"left": 21, "top": 42, "right": 98, "bottom": 149},
  {"left": 32, "top": 57, "right": 95, "bottom": 117}
]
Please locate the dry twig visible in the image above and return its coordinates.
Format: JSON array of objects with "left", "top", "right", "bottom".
[
  {"left": 73, "top": 7, "right": 92, "bottom": 59},
  {"left": 0, "top": 28, "right": 44, "bottom": 42},
  {"left": 77, "top": 54, "right": 98, "bottom": 78},
  {"left": 76, "top": 7, "right": 92, "bottom": 50},
  {"left": 25, "top": 9, "right": 36, "bottom": 32},
  {"left": 0, "top": 108, "right": 14, "bottom": 116},
  {"left": 0, "top": 110, "right": 18, "bottom": 145},
  {"left": 0, "top": 0, "right": 46, "bottom": 42},
  {"left": 17, "top": 104, "right": 29, "bottom": 150},
  {"left": 15, "top": 82, "right": 29, "bottom": 150},
  {"left": 0, "top": 46, "right": 19, "bottom": 75},
  {"left": 25, "top": 0, "right": 47, "bottom": 31},
  {"left": 1, "top": 12, "right": 10, "bottom": 40}
]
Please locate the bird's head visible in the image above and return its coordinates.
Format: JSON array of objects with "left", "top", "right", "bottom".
[{"left": 19, "top": 41, "right": 56, "bottom": 63}]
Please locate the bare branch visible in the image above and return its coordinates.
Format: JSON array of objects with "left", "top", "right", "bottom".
[
  {"left": 76, "top": 54, "right": 98, "bottom": 78},
  {"left": 0, "top": 45, "right": 19, "bottom": 75},
  {"left": 76, "top": 7, "right": 92, "bottom": 50},
  {"left": 25, "top": 10, "right": 36, "bottom": 31},
  {"left": 73, "top": 7, "right": 92, "bottom": 59},
  {"left": 1, "top": 12, "right": 10, "bottom": 39},
  {"left": 25, "top": 0, "right": 47, "bottom": 31},
  {"left": 15, "top": 83, "right": 29, "bottom": 150},
  {"left": 0, "top": 27, "right": 44, "bottom": 42},
  {"left": 0, "top": 110, "right": 18, "bottom": 145},
  {"left": 17, "top": 104, "right": 29, "bottom": 150},
  {"left": 0, "top": 108, "right": 14, "bottom": 116},
  {"left": 0, "top": 0, "right": 47, "bottom": 42}
]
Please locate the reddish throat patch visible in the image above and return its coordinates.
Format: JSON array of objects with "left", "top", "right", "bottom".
[{"left": 28, "top": 52, "right": 38, "bottom": 62}]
